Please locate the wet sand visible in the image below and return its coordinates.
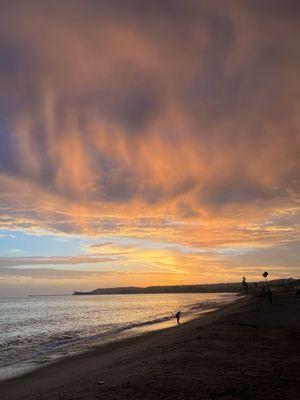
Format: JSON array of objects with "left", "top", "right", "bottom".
[{"left": 1, "top": 293, "right": 299, "bottom": 400}]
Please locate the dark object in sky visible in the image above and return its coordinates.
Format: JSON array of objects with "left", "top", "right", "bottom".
[
  {"left": 176, "top": 311, "right": 181, "bottom": 324},
  {"left": 263, "top": 272, "right": 269, "bottom": 278}
]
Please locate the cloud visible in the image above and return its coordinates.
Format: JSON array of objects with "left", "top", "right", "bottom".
[
  {"left": 0, "top": 255, "right": 113, "bottom": 268},
  {"left": 89, "top": 242, "right": 114, "bottom": 249},
  {"left": 0, "top": 267, "right": 114, "bottom": 280},
  {"left": 0, "top": 1, "right": 299, "bottom": 288}
]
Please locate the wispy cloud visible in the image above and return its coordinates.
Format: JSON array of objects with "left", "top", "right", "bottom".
[
  {"left": 0, "top": 255, "right": 113, "bottom": 268},
  {"left": 0, "top": 1, "right": 299, "bottom": 292}
]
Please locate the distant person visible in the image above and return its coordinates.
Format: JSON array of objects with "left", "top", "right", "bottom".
[
  {"left": 242, "top": 277, "right": 249, "bottom": 294},
  {"left": 267, "top": 287, "right": 273, "bottom": 304},
  {"left": 176, "top": 311, "right": 181, "bottom": 324}
]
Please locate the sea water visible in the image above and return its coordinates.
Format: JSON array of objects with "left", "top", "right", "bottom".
[{"left": 0, "top": 292, "right": 237, "bottom": 380}]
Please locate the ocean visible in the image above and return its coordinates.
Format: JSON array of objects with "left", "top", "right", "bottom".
[{"left": 0, "top": 292, "right": 237, "bottom": 380}]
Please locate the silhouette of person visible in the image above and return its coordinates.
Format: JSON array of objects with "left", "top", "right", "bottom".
[
  {"left": 242, "top": 277, "right": 249, "bottom": 294},
  {"left": 267, "top": 287, "right": 273, "bottom": 304},
  {"left": 176, "top": 311, "right": 181, "bottom": 324}
]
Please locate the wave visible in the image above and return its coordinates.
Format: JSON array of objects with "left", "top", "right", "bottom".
[
  {"left": 0, "top": 295, "right": 236, "bottom": 376},
  {"left": 0, "top": 315, "right": 175, "bottom": 369},
  {"left": 0, "top": 301, "right": 220, "bottom": 354}
]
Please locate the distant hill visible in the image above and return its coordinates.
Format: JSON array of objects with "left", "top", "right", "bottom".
[{"left": 73, "top": 278, "right": 299, "bottom": 295}]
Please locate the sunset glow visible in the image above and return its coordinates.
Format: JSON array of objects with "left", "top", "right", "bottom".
[{"left": 0, "top": 1, "right": 299, "bottom": 295}]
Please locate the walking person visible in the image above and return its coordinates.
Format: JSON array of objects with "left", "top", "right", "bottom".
[
  {"left": 242, "top": 277, "right": 249, "bottom": 294},
  {"left": 176, "top": 310, "right": 181, "bottom": 324}
]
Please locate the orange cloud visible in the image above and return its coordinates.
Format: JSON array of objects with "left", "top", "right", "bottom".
[{"left": 0, "top": 1, "right": 299, "bottom": 289}]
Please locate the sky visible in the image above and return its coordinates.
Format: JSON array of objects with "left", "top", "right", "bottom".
[{"left": 0, "top": 0, "right": 299, "bottom": 296}]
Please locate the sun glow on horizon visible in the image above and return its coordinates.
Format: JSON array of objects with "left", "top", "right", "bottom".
[{"left": 0, "top": 1, "right": 299, "bottom": 295}]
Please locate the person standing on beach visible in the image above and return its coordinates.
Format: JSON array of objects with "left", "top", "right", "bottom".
[
  {"left": 242, "top": 277, "right": 249, "bottom": 294},
  {"left": 176, "top": 311, "right": 181, "bottom": 324},
  {"left": 267, "top": 287, "right": 273, "bottom": 304}
]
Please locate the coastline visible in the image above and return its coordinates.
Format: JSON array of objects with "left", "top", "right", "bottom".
[
  {"left": 0, "top": 293, "right": 237, "bottom": 381},
  {"left": 1, "top": 293, "right": 299, "bottom": 399}
]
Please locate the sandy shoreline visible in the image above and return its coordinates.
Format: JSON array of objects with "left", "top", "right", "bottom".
[{"left": 1, "top": 293, "right": 299, "bottom": 399}]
